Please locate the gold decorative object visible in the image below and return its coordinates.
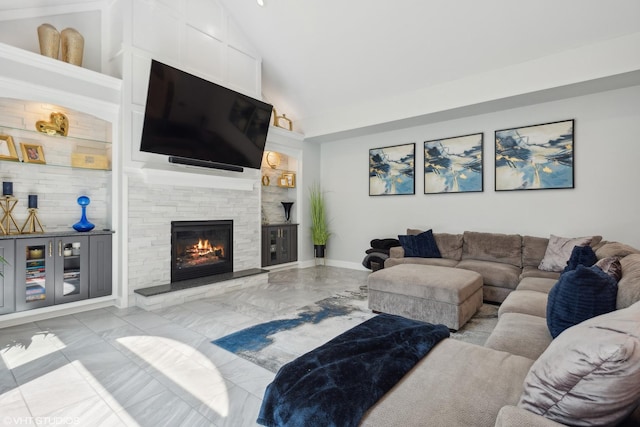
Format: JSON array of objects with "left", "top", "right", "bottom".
[
  {"left": 278, "top": 172, "right": 296, "bottom": 188},
  {"left": 71, "top": 153, "right": 109, "bottom": 170},
  {"left": 20, "top": 143, "right": 46, "bottom": 164},
  {"left": 1, "top": 196, "right": 20, "bottom": 235},
  {"left": 273, "top": 108, "right": 293, "bottom": 131},
  {"left": 265, "top": 151, "right": 281, "bottom": 169},
  {"left": 37, "top": 23, "right": 60, "bottom": 59},
  {"left": 261, "top": 175, "right": 270, "bottom": 186},
  {"left": 61, "top": 28, "right": 84, "bottom": 66},
  {"left": 36, "top": 112, "right": 69, "bottom": 136},
  {"left": 21, "top": 208, "right": 45, "bottom": 234},
  {"left": 0, "top": 135, "right": 19, "bottom": 161}
]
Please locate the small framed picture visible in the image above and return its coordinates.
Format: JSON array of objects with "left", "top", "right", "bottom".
[
  {"left": 20, "top": 143, "right": 46, "bottom": 164},
  {"left": 278, "top": 172, "right": 296, "bottom": 188},
  {"left": 0, "top": 135, "right": 19, "bottom": 161}
]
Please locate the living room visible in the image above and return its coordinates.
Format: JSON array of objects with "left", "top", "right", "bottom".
[{"left": 0, "top": 1, "right": 639, "bottom": 426}]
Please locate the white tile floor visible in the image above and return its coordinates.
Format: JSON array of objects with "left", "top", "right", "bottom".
[{"left": 0, "top": 266, "right": 497, "bottom": 426}]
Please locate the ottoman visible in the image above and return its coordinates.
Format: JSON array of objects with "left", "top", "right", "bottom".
[{"left": 367, "top": 264, "right": 483, "bottom": 330}]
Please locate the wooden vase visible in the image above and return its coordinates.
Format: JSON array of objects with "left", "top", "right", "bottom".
[
  {"left": 61, "top": 27, "right": 84, "bottom": 66},
  {"left": 37, "top": 23, "right": 60, "bottom": 59}
]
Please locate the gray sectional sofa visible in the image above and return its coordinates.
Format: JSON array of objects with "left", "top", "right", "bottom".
[{"left": 360, "top": 230, "right": 640, "bottom": 426}]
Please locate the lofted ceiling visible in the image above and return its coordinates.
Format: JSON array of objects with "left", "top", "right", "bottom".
[{"left": 219, "top": 0, "right": 640, "bottom": 139}]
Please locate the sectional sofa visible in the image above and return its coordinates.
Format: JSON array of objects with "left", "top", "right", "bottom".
[{"left": 360, "top": 230, "right": 640, "bottom": 426}]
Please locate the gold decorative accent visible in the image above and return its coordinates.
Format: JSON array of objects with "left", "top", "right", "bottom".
[
  {"left": 278, "top": 172, "right": 296, "bottom": 188},
  {"left": 36, "top": 112, "right": 69, "bottom": 136},
  {"left": 1, "top": 196, "right": 20, "bottom": 235},
  {"left": 261, "top": 175, "right": 270, "bottom": 186},
  {"left": 0, "top": 135, "right": 19, "bottom": 161},
  {"left": 273, "top": 108, "right": 293, "bottom": 131},
  {"left": 61, "top": 28, "right": 84, "bottom": 66},
  {"left": 37, "top": 23, "right": 60, "bottom": 59},
  {"left": 265, "top": 151, "right": 281, "bottom": 169},
  {"left": 20, "top": 143, "right": 46, "bottom": 164},
  {"left": 21, "top": 208, "right": 45, "bottom": 234}
]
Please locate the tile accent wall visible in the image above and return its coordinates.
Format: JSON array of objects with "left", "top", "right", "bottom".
[{"left": 127, "top": 179, "right": 261, "bottom": 298}]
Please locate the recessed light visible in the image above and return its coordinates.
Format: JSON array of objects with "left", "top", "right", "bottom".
[{"left": 257, "top": 0, "right": 265, "bottom": 6}]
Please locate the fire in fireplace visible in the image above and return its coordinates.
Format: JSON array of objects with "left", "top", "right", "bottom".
[{"left": 171, "top": 220, "right": 233, "bottom": 282}]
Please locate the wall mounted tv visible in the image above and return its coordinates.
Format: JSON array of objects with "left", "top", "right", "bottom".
[{"left": 140, "top": 60, "right": 273, "bottom": 172}]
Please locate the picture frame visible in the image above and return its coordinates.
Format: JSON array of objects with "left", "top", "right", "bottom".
[
  {"left": 0, "top": 135, "right": 19, "bottom": 161},
  {"left": 278, "top": 172, "right": 296, "bottom": 188},
  {"left": 495, "top": 119, "right": 574, "bottom": 191},
  {"left": 20, "top": 143, "right": 46, "bottom": 164},
  {"left": 424, "top": 133, "right": 483, "bottom": 194},
  {"left": 369, "top": 143, "right": 415, "bottom": 196}
]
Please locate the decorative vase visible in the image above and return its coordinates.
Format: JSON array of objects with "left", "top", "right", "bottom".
[
  {"left": 73, "top": 196, "right": 95, "bottom": 232},
  {"left": 281, "top": 201, "right": 294, "bottom": 223},
  {"left": 61, "top": 28, "right": 84, "bottom": 66},
  {"left": 37, "top": 23, "right": 60, "bottom": 59}
]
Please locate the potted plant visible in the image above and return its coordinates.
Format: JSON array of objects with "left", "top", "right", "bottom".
[{"left": 309, "top": 183, "right": 331, "bottom": 258}]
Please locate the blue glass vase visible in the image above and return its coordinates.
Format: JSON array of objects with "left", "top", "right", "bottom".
[{"left": 73, "top": 196, "right": 95, "bottom": 232}]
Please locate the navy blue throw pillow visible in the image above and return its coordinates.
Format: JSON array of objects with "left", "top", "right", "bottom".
[
  {"left": 546, "top": 264, "right": 618, "bottom": 339},
  {"left": 398, "top": 230, "right": 442, "bottom": 258},
  {"left": 562, "top": 245, "right": 598, "bottom": 274}
]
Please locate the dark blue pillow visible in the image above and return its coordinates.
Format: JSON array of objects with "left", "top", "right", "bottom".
[
  {"left": 546, "top": 264, "right": 618, "bottom": 339},
  {"left": 562, "top": 245, "right": 597, "bottom": 274},
  {"left": 398, "top": 230, "right": 442, "bottom": 258}
]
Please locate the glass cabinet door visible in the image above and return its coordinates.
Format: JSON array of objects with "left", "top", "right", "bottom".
[
  {"left": 268, "top": 228, "right": 279, "bottom": 264},
  {"left": 279, "top": 227, "right": 290, "bottom": 262},
  {"left": 16, "top": 238, "right": 54, "bottom": 311},
  {"left": 54, "top": 236, "right": 89, "bottom": 303}
]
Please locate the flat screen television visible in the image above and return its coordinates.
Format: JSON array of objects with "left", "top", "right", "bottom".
[{"left": 140, "top": 60, "right": 273, "bottom": 171}]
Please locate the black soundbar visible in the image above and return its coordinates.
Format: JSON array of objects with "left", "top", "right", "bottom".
[{"left": 168, "top": 156, "right": 244, "bottom": 172}]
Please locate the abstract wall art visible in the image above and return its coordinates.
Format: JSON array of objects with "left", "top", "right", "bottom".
[
  {"left": 369, "top": 143, "right": 415, "bottom": 196},
  {"left": 424, "top": 133, "right": 483, "bottom": 194},
  {"left": 495, "top": 119, "right": 574, "bottom": 191}
]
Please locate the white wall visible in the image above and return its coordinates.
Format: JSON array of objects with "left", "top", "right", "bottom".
[{"left": 320, "top": 85, "right": 640, "bottom": 267}]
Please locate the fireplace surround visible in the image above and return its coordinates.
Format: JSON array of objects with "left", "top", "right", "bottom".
[{"left": 171, "top": 220, "right": 233, "bottom": 282}]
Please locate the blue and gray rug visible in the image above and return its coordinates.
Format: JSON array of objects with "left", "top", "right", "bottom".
[{"left": 212, "top": 290, "right": 374, "bottom": 372}]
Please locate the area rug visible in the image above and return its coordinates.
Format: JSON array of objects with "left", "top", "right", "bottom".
[{"left": 212, "top": 289, "right": 375, "bottom": 373}]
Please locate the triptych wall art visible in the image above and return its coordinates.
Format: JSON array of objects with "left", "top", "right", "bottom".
[{"left": 368, "top": 119, "right": 574, "bottom": 196}]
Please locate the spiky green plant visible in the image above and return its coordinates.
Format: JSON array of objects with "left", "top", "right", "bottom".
[{"left": 309, "top": 183, "right": 331, "bottom": 246}]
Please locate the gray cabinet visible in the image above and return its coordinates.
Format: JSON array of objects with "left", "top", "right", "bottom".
[
  {"left": 0, "top": 239, "right": 15, "bottom": 314},
  {"left": 262, "top": 224, "right": 298, "bottom": 267},
  {"left": 6, "top": 232, "right": 112, "bottom": 313},
  {"left": 90, "top": 234, "right": 112, "bottom": 298}
]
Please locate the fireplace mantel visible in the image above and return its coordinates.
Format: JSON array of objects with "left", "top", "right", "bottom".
[{"left": 125, "top": 165, "right": 257, "bottom": 191}]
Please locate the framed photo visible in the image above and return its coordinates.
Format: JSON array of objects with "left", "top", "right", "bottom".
[
  {"left": 20, "top": 143, "right": 46, "bottom": 164},
  {"left": 278, "top": 172, "right": 296, "bottom": 188},
  {"left": 0, "top": 135, "right": 19, "bottom": 161},
  {"left": 495, "top": 119, "right": 574, "bottom": 191},
  {"left": 369, "top": 143, "right": 415, "bottom": 196},
  {"left": 424, "top": 133, "right": 483, "bottom": 194}
]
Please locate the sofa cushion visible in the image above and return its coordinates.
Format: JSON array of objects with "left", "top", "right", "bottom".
[
  {"left": 498, "top": 290, "right": 548, "bottom": 318},
  {"left": 484, "top": 313, "right": 552, "bottom": 360},
  {"left": 398, "top": 229, "right": 442, "bottom": 258},
  {"left": 562, "top": 245, "right": 597, "bottom": 273},
  {"left": 384, "top": 256, "right": 458, "bottom": 269},
  {"left": 522, "top": 235, "right": 550, "bottom": 268},
  {"left": 462, "top": 231, "right": 522, "bottom": 267},
  {"left": 618, "top": 253, "right": 640, "bottom": 310},
  {"left": 538, "top": 234, "right": 594, "bottom": 272},
  {"left": 596, "top": 242, "right": 640, "bottom": 259},
  {"left": 407, "top": 229, "right": 463, "bottom": 260},
  {"left": 546, "top": 265, "right": 618, "bottom": 338},
  {"left": 516, "top": 277, "right": 558, "bottom": 294},
  {"left": 495, "top": 406, "right": 566, "bottom": 427},
  {"left": 519, "top": 266, "right": 561, "bottom": 281},
  {"left": 518, "top": 301, "right": 640, "bottom": 426},
  {"left": 360, "top": 339, "right": 534, "bottom": 427},
  {"left": 456, "top": 259, "right": 521, "bottom": 290}
]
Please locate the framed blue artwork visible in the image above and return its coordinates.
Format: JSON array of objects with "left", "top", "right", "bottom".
[
  {"left": 495, "top": 119, "right": 574, "bottom": 191},
  {"left": 424, "top": 133, "right": 483, "bottom": 194},
  {"left": 369, "top": 143, "right": 415, "bottom": 196}
]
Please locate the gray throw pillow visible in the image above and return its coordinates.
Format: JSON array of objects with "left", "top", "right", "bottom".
[
  {"left": 538, "top": 234, "right": 593, "bottom": 272},
  {"left": 519, "top": 301, "right": 640, "bottom": 426}
]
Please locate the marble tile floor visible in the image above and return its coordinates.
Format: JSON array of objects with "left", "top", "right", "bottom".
[{"left": 0, "top": 266, "right": 498, "bottom": 427}]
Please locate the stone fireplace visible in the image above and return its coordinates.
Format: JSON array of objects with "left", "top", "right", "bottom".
[{"left": 171, "top": 220, "right": 233, "bottom": 282}]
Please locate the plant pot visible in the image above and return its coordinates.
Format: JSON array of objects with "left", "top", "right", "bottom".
[{"left": 314, "top": 244, "right": 326, "bottom": 258}]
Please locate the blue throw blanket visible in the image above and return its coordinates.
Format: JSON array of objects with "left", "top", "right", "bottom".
[{"left": 257, "top": 314, "right": 450, "bottom": 427}]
